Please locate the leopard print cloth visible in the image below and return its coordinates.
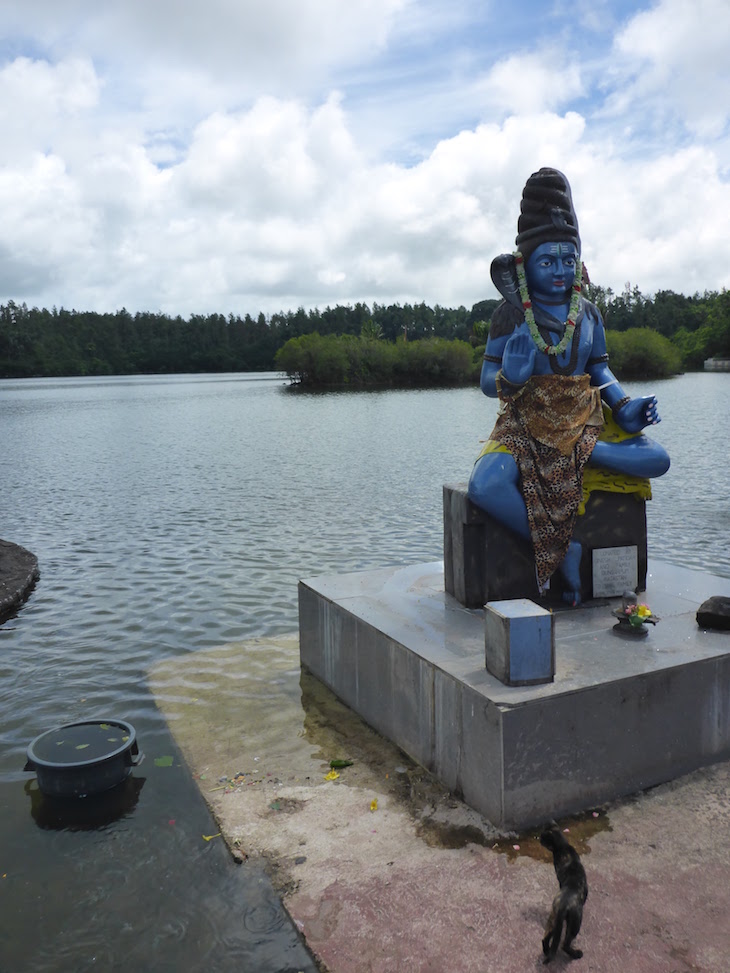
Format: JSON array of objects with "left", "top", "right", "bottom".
[{"left": 491, "top": 374, "right": 603, "bottom": 589}]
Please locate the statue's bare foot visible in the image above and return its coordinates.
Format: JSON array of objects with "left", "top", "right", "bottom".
[{"left": 560, "top": 540, "right": 582, "bottom": 607}]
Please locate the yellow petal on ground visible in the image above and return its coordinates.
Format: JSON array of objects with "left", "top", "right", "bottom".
[
  {"left": 202, "top": 833, "right": 221, "bottom": 841},
  {"left": 324, "top": 769, "right": 340, "bottom": 781},
  {"left": 370, "top": 798, "right": 378, "bottom": 812}
]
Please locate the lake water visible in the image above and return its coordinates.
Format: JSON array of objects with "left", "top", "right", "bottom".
[{"left": 0, "top": 371, "right": 728, "bottom": 972}]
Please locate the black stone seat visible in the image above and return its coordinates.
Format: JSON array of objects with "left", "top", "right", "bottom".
[{"left": 443, "top": 482, "right": 647, "bottom": 608}]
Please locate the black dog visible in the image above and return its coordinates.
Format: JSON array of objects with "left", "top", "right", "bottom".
[{"left": 540, "top": 828, "right": 588, "bottom": 963}]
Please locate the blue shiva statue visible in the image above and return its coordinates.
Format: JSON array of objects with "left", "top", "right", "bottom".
[{"left": 468, "top": 168, "right": 669, "bottom": 606}]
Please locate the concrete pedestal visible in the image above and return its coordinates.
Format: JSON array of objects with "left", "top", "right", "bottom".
[
  {"left": 299, "top": 560, "right": 730, "bottom": 830},
  {"left": 443, "top": 482, "right": 648, "bottom": 608}
]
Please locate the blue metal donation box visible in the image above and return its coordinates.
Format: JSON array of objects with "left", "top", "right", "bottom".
[{"left": 485, "top": 599, "right": 555, "bottom": 686}]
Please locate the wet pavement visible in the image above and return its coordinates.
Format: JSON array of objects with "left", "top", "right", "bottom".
[{"left": 150, "top": 634, "right": 730, "bottom": 973}]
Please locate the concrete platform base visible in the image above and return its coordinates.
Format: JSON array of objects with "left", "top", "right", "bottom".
[{"left": 299, "top": 559, "right": 730, "bottom": 830}]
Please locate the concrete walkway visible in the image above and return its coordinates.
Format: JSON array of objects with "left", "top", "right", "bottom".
[{"left": 149, "top": 635, "right": 730, "bottom": 973}]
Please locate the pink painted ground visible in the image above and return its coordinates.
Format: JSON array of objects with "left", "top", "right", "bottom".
[{"left": 291, "top": 814, "right": 730, "bottom": 973}]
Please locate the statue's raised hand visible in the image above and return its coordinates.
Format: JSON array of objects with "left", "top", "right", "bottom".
[
  {"left": 614, "top": 394, "right": 661, "bottom": 433},
  {"left": 502, "top": 328, "right": 536, "bottom": 386}
]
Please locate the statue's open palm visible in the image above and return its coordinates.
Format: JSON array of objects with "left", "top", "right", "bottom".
[{"left": 502, "top": 328, "right": 536, "bottom": 386}]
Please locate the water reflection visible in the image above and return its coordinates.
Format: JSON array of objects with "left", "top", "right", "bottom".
[{"left": 25, "top": 775, "right": 146, "bottom": 831}]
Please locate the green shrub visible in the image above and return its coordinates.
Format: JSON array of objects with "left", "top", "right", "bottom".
[
  {"left": 274, "top": 332, "right": 349, "bottom": 385},
  {"left": 605, "top": 328, "right": 682, "bottom": 379},
  {"left": 276, "top": 333, "right": 476, "bottom": 388}
]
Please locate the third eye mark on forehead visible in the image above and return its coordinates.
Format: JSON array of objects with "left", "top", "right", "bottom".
[{"left": 548, "top": 243, "right": 576, "bottom": 257}]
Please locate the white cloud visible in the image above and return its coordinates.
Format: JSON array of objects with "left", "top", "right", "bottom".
[
  {"left": 610, "top": 0, "right": 730, "bottom": 138},
  {"left": 178, "top": 95, "right": 358, "bottom": 217},
  {"left": 0, "top": 2, "right": 729, "bottom": 316},
  {"left": 576, "top": 147, "right": 730, "bottom": 296},
  {"left": 3, "top": 81, "right": 730, "bottom": 315},
  {"left": 0, "top": 55, "right": 98, "bottom": 113},
  {"left": 0, "top": 150, "right": 95, "bottom": 295},
  {"left": 1, "top": 0, "right": 407, "bottom": 96},
  {"left": 0, "top": 57, "right": 100, "bottom": 162},
  {"left": 479, "top": 52, "right": 584, "bottom": 116}
]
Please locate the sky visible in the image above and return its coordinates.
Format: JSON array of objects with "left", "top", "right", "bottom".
[{"left": 1, "top": 0, "right": 729, "bottom": 317}]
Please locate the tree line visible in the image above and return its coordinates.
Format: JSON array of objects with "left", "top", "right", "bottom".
[
  {"left": 0, "top": 300, "right": 488, "bottom": 378},
  {"left": 586, "top": 282, "right": 730, "bottom": 370},
  {"left": 0, "top": 283, "right": 728, "bottom": 380}
]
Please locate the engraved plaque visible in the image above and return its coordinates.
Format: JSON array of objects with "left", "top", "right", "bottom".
[{"left": 592, "top": 545, "right": 638, "bottom": 597}]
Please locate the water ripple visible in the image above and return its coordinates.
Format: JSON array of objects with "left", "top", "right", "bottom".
[{"left": 0, "top": 371, "right": 726, "bottom": 972}]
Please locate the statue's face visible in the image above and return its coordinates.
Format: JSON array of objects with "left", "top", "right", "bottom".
[{"left": 526, "top": 242, "right": 578, "bottom": 303}]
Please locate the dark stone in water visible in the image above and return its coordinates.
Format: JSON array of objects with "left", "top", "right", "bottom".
[
  {"left": 0, "top": 538, "right": 39, "bottom": 621},
  {"left": 696, "top": 596, "right": 730, "bottom": 631}
]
